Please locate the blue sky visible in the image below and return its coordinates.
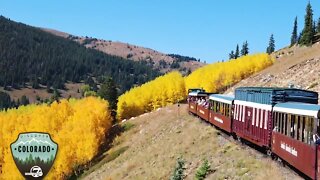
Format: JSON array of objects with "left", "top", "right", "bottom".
[{"left": 1, "top": 0, "right": 319, "bottom": 63}]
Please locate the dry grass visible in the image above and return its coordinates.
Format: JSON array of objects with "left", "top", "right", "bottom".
[{"left": 82, "top": 104, "right": 301, "bottom": 180}]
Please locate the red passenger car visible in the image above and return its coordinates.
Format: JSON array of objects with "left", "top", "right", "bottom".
[
  {"left": 208, "top": 94, "right": 234, "bottom": 133},
  {"left": 187, "top": 90, "right": 207, "bottom": 115},
  {"left": 272, "top": 102, "right": 320, "bottom": 179},
  {"left": 233, "top": 100, "right": 273, "bottom": 147}
]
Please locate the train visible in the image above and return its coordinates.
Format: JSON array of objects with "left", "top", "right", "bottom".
[{"left": 187, "top": 87, "right": 320, "bottom": 179}]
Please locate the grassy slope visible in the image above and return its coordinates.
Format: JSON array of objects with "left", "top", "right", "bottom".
[{"left": 82, "top": 104, "right": 300, "bottom": 180}]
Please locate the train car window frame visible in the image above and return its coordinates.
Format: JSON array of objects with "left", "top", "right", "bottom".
[
  {"left": 273, "top": 112, "right": 280, "bottom": 132},
  {"left": 284, "top": 114, "right": 288, "bottom": 136},
  {"left": 297, "top": 115, "right": 301, "bottom": 141}
]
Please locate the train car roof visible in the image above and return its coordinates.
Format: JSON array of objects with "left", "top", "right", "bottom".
[
  {"left": 273, "top": 102, "right": 320, "bottom": 118},
  {"left": 188, "top": 91, "right": 211, "bottom": 97},
  {"left": 235, "top": 86, "right": 318, "bottom": 105},
  {"left": 209, "top": 94, "right": 234, "bottom": 104},
  {"left": 235, "top": 86, "right": 316, "bottom": 93}
]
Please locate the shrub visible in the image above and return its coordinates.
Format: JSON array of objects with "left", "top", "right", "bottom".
[
  {"left": 170, "top": 157, "right": 185, "bottom": 180},
  {"left": 195, "top": 159, "right": 211, "bottom": 180}
]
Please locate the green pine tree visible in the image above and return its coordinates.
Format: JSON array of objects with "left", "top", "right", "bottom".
[
  {"left": 170, "top": 157, "right": 185, "bottom": 180},
  {"left": 299, "top": 2, "right": 314, "bottom": 46},
  {"left": 313, "top": 21, "right": 316, "bottom": 36},
  {"left": 98, "top": 77, "right": 118, "bottom": 118},
  {"left": 195, "top": 159, "right": 211, "bottom": 180},
  {"left": 241, "top": 41, "right": 249, "bottom": 56},
  {"left": 317, "top": 17, "right": 320, "bottom": 33},
  {"left": 20, "top": 95, "right": 30, "bottom": 106},
  {"left": 229, "top": 50, "right": 235, "bottom": 60},
  {"left": 266, "top": 34, "right": 275, "bottom": 54},
  {"left": 234, "top": 44, "right": 240, "bottom": 59},
  {"left": 290, "top": 16, "right": 298, "bottom": 46}
]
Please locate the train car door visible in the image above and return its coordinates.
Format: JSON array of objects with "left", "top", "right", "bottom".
[{"left": 245, "top": 107, "right": 253, "bottom": 135}]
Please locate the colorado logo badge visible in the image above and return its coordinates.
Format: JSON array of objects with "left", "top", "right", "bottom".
[{"left": 10, "top": 132, "right": 58, "bottom": 179}]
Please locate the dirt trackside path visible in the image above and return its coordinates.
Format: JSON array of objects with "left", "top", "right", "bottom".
[{"left": 82, "top": 104, "right": 301, "bottom": 180}]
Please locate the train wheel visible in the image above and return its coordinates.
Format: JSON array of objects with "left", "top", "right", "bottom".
[
  {"left": 277, "top": 157, "right": 285, "bottom": 167},
  {"left": 232, "top": 134, "right": 237, "bottom": 140},
  {"left": 236, "top": 136, "right": 243, "bottom": 144},
  {"left": 266, "top": 149, "right": 276, "bottom": 160}
]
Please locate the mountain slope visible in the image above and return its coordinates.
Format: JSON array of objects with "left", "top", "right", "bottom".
[
  {"left": 225, "top": 44, "right": 320, "bottom": 99},
  {"left": 82, "top": 104, "right": 300, "bottom": 179},
  {"left": 42, "top": 28, "right": 205, "bottom": 74},
  {"left": 0, "top": 16, "right": 160, "bottom": 94}
]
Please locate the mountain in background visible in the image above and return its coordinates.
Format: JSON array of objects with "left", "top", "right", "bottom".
[
  {"left": 0, "top": 15, "right": 204, "bottom": 105},
  {"left": 42, "top": 28, "right": 205, "bottom": 74},
  {"left": 0, "top": 16, "right": 164, "bottom": 92},
  {"left": 0, "top": 16, "right": 162, "bottom": 104}
]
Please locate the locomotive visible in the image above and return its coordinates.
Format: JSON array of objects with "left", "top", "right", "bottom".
[{"left": 187, "top": 87, "right": 320, "bottom": 179}]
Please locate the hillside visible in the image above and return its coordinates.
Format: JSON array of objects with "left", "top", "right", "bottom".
[
  {"left": 225, "top": 43, "right": 320, "bottom": 98},
  {"left": 82, "top": 104, "right": 300, "bottom": 180},
  {"left": 0, "top": 16, "right": 161, "bottom": 103},
  {"left": 42, "top": 28, "right": 205, "bottom": 74}
]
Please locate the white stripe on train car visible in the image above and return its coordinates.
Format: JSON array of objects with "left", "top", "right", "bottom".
[
  {"left": 252, "top": 108, "right": 255, "bottom": 126},
  {"left": 234, "top": 100, "right": 272, "bottom": 111},
  {"left": 239, "top": 105, "right": 242, "bottom": 122},
  {"left": 214, "top": 117, "right": 223, "bottom": 123},
  {"left": 264, "top": 111, "right": 268, "bottom": 129},
  {"left": 260, "top": 110, "right": 263, "bottom": 128},
  {"left": 237, "top": 105, "right": 240, "bottom": 121},
  {"left": 256, "top": 109, "right": 260, "bottom": 127},
  {"left": 242, "top": 105, "right": 245, "bottom": 122},
  {"left": 234, "top": 104, "right": 237, "bottom": 120}
]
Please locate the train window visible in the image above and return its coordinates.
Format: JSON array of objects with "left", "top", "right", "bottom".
[
  {"left": 297, "top": 115, "right": 301, "bottom": 141},
  {"left": 294, "top": 115, "right": 299, "bottom": 140},
  {"left": 281, "top": 113, "right": 284, "bottom": 134},
  {"left": 300, "top": 116, "right": 314, "bottom": 145},
  {"left": 293, "top": 115, "right": 296, "bottom": 139},
  {"left": 278, "top": 113, "right": 281, "bottom": 133},
  {"left": 278, "top": 112, "right": 281, "bottom": 133},
  {"left": 216, "top": 102, "right": 220, "bottom": 113},
  {"left": 273, "top": 112, "right": 277, "bottom": 131},
  {"left": 274, "top": 112, "right": 278, "bottom": 131},
  {"left": 307, "top": 116, "right": 312, "bottom": 144},
  {"left": 226, "top": 104, "right": 229, "bottom": 117},
  {"left": 289, "top": 115, "right": 294, "bottom": 138},
  {"left": 284, "top": 114, "right": 288, "bottom": 136},
  {"left": 211, "top": 101, "right": 230, "bottom": 117},
  {"left": 302, "top": 116, "right": 306, "bottom": 143},
  {"left": 221, "top": 103, "right": 224, "bottom": 115}
]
